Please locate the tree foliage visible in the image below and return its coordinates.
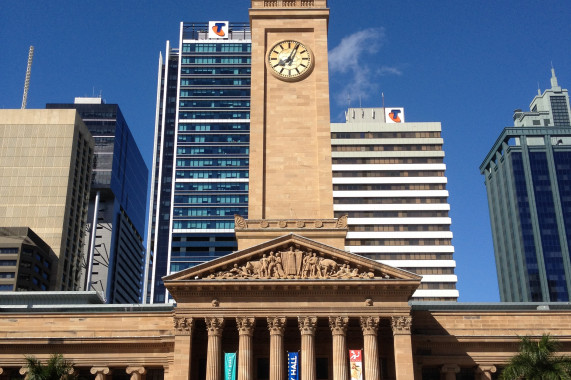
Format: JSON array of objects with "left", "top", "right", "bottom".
[
  {"left": 24, "top": 354, "right": 77, "bottom": 380},
  {"left": 500, "top": 334, "right": 571, "bottom": 380}
]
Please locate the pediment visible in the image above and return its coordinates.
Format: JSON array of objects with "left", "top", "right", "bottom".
[{"left": 163, "top": 234, "right": 421, "bottom": 283}]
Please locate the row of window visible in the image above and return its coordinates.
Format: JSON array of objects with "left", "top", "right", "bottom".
[
  {"left": 334, "top": 197, "right": 449, "bottom": 204},
  {"left": 175, "top": 170, "right": 249, "bottom": 179},
  {"left": 180, "top": 78, "right": 250, "bottom": 86},
  {"left": 333, "top": 184, "right": 446, "bottom": 191},
  {"left": 181, "top": 67, "right": 251, "bottom": 75},
  {"left": 346, "top": 239, "right": 452, "bottom": 246},
  {"left": 179, "top": 111, "right": 250, "bottom": 120},
  {"left": 333, "top": 145, "right": 442, "bottom": 152},
  {"left": 332, "top": 132, "right": 441, "bottom": 139},
  {"left": 180, "top": 89, "right": 250, "bottom": 98},
  {"left": 181, "top": 57, "right": 251, "bottom": 64},
  {"left": 177, "top": 146, "right": 249, "bottom": 155},
  {"left": 333, "top": 171, "right": 445, "bottom": 178},
  {"left": 176, "top": 158, "right": 249, "bottom": 167},
  {"left": 332, "top": 158, "right": 444, "bottom": 165},
  {"left": 179, "top": 100, "right": 250, "bottom": 108},
  {"left": 335, "top": 211, "right": 449, "bottom": 218},
  {"left": 174, "top": 195, "right": 248, "bottom": 204},
  {"left": 0, "top": 248, "right": 18, "bottom": 254},
  {"left": 173, "top": 221, "right": 235, "bottom": 230},
  {"left": 175, "top": 183, "right": 249, "bottom": 192},
  {"left": 173, "top": 207, "right": 247, "bottom": 217},
  {"left": 178, "top": 134, "right": 249, "bottom": 143},
  {"left": 350, "top": 225, "right": 450, "bottom": 232},
  {"left": 361, "top": 253, "right": 453, "bottom": 260},
  {"left": 182, "top": 43, "right": 251, "bottom": 53}
]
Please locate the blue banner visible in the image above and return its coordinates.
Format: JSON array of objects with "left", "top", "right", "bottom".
[
  {"left": 288, "top": 352, "right": 299, "bottom": 380},
  {"left": 224, "top": 352, "right": 236, "bottom": 380}
]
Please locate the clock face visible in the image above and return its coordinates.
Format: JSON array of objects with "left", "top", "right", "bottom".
[{"left": 267, "top": 40, "right": 314, "bottom": 81}]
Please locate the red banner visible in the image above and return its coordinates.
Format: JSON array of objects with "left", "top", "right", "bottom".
[{"left": 349, "top": 350, "right": 363, "bottom": 380}]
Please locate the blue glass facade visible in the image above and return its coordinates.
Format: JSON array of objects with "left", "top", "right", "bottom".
[
  {"left": 510, "top": 152, "right": 542, "bottom": 301},
  {"left": 147, "top": 23, "right": 251, "bottom": 303},
  {"left": 46, "top": 102, "right": 148, "bottom": 303}
]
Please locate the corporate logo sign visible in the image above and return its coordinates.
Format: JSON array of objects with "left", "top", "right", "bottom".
[
  {"left": 385, "top": 107, "right": 405, "bottom": 123},
  {"left": 209, "top": 21, "right": 229, "bottom": 39}
]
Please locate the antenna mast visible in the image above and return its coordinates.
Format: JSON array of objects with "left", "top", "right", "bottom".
[{"left": 21, "top": 46, "right": 34, "bottom": 109}]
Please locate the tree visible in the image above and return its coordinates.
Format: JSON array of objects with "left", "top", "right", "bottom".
[
  {"left": 24, "top": 354, "right": 77, "bottom": 380},
  {"left": 500, "top": 334, "right": 571, "bottom": 380}
]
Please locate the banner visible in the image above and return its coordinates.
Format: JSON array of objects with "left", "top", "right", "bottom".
[
  {"left": 288, "top": 352, "right": 299, "bottom": 380},
  {"left": 224, "top": 352, "right": 236, "bottom": 380},
  {"left": 349, "top": 350, "right": 363, "bottom": 380}
]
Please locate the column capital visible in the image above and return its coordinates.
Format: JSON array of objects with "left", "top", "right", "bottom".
[
  {"left": 126, "top": 367, "right": 147, "bottom": 376},
  {"left": 236, "top": 317, "right": 256, "bottom": 336},
  {"left": 476, "top": 366, "right": 497, "bottom": 374},
  {"left": 91, "top": 367, "right": 111, "bottom": 375},
  {"left": 205, "top": 317, "right": 225, "bottom": 337},
  {"left": 174, "top": 316, "right": 194, "bottom": 335},
  {"left": 391, "top": 315, "right": 412, "bottom": 335},
  {"left": 298, "top": 316, "right": 318, "bottom": 335},
  {"left": 441, "top": 364, "right": 460, "bottom": 374},
  {"left": 360, "top": 316, "right": 380, "bottom": 335},
  {"left": 267, "top": 316, "right": 287, "bottom": 336},
  {"left": 328, "top": 316, "right": 349, "bottom": 336},
  {"left": 19, "top": 368, "right": 29, "bottom": 376}
]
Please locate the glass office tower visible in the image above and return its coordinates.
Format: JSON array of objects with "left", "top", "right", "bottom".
[
  {"left": 480, "top": 69, "right": 571, "bottom": 302},
  {"left": 47, "top": 99, "right": 148, "bottom": 303},
  {"left": 147, "top": 22, "right": 251, "bottom": 303}
]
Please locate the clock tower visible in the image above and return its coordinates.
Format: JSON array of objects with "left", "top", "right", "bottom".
[{"left": 237, "top": 0, "right": 344, "bottom": 250}]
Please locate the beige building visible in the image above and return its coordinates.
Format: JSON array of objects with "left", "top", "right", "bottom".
[
  {"left": 0, "top": 109, "right": 93, "bottom": 291},
  {"left": 1, "top": 2, "right": 571, "bottom": 380}
]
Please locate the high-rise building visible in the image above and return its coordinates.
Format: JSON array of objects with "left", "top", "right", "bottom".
[
  {"left": 332, "top": 107, "right": 458, "bottom": 301},
  {"left": 0, "top": 227, "right": 57, "bottom": 292},
  {"left": 0, "top": 109, "right": 93, "bottom": 291},
  {"left": 147, "top": 22, "right": 251, "bottom": 302},
  {"left": 480, "top": 69, "right": 571, "bottom": 302},
  {"left": 47, "top": 98, "right": 148, "bottom": 303}
]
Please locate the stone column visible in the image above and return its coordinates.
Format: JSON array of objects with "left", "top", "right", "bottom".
[
  {"left": 440, "top": 364, "right": 460, "bottom": 380},
  {"left": 298, "top": 316, "right": 318, "bottom": 380},
  {"left": 476, "top": 366, "right": 496, "bottom": 380},
  {"left": 172, "top": 317, "right": 194, "bottom": 380},
  {"left": 19, "top": 367, "right": 29, "bottom": 380},
  {"left": 268, "top": 317, "right": 287, "bottom": 380},
  {"left": 237, "top": 317, "right": 256, "bottom": 380},
  {"left": 127, "top": 367, "right": 147, "bottom": 380},
  {"left": 329, "top": 317, "right": 349, "bottom": 380},
  {"left": 392, "top": 316, "right": 414, "bottom": 380},
  {"left": 91, "top": 367, "right": 111, "bottom": 380},
  {"left": 360, "top": 317, "right": 380, "bottom": 380},
  {"left": 205, "top": 317, "right": 225, "bottom": 380}
]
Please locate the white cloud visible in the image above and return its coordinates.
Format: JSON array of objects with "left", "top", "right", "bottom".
[{"left": 329, "top": 28, "right": 402, "bottom": 107}]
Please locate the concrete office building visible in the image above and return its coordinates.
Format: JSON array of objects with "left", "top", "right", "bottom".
[
  {"left": 0, "top": 227, "right": 57, "bottom": 291},
  {"left": 0, "top": 109, "right": 93, "bottom": 290},
  {"left": 480, "top": 69, "right": 571, "bottom": 302},
  {"left": 332, "top": 108, "right": 458, "bottom": 300},
  {"left": 147, "top": 22, "right": 251, "bottom": 303},
  {"left": 47, "top": 98, "right": 148, "bottom": 303}
]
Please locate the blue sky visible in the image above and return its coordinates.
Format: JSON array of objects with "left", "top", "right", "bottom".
[{"left": 2, "top": 0, "right": 570, "bottom": 302}]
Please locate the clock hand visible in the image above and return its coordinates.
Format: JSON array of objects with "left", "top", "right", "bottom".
[{"left": 286, "top": 43, "right": 300, "bottom": 65}]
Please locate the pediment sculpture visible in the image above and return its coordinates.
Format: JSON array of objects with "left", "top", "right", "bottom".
[{"left": 202, "top": 245, "right": 391, "bottom": 280}]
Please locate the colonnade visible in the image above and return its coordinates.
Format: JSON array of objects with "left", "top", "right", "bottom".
[{"left": 172, "top": 315, "right": 414, "bottom": 380}]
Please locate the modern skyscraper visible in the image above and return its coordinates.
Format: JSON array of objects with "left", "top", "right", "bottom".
[
  {"left": 147, "top": 22, "right": 251, "bottom": 302},
  {"left": 480, "top": 69, "right": 571, "bottom": 302},
  {"left": 332, "top": 107, "right": 458, "bottom": 301},
  {"left": 47, "top": 98, "right": 148, "bottom": 303},
  {"left": 0, "top": 109, "right": 93, "bottom": 291}
]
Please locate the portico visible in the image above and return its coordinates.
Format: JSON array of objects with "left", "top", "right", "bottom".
[{"left": 164, "top": 234, "right": 421, "bottom": 380}]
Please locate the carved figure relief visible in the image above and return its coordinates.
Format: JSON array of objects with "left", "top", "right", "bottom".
[{"left": 203, "top": 245, "right": 383, "bottom": 280}]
